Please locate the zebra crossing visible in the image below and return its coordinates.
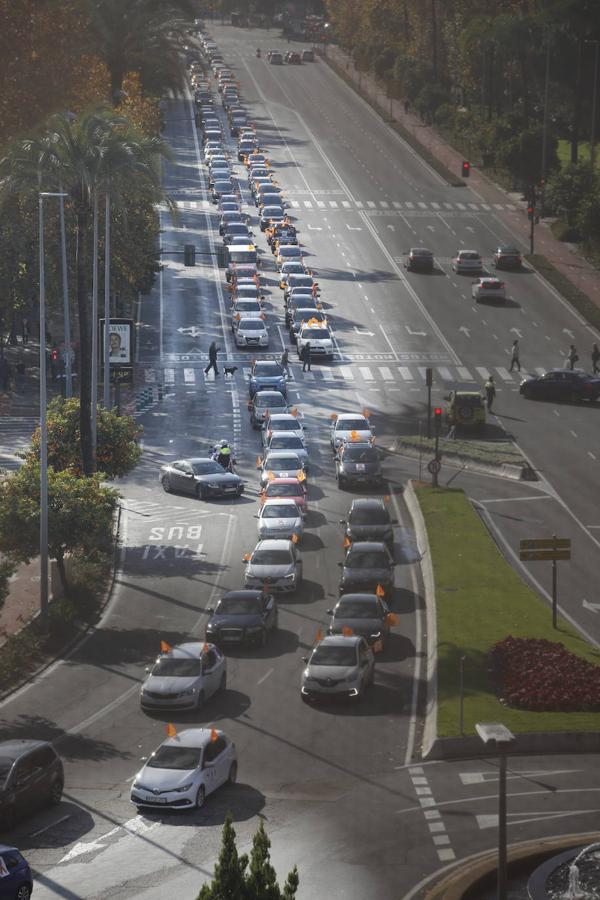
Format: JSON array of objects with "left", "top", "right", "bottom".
[
  {"left": 143, "top": 363, "right": 537, "bottom": 390},
  {"left": 0, "top": 416, "right": 37, "bottom": 471},
  {"left": 172, "top": 198, "right": 517, "bottom": 215}
]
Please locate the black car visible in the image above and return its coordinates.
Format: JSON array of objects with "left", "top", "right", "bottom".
[
  {"left": 0, "top": 740, "right": 64, "bottom": 830},
  {"left": 493, "top": 245, "right": 522, "bottom": 270},
  {"left": 520, "top": 369, "right": 600, "bottom": 402},
  {"left": 269, "top": 224, "right": 298, "bottom": 248},
  {"left": 327, "top": 593, "right": 391, "bottom": 647},
  {"left": 160, "top": 458, "right": 244, "bottom": 499},
  {"left": 341, "top": 498, "right": 396, "bottom": 547},
  {"left": 289, "top": 307, "right": 326, "bottom": 340},
  {"left": 248, "top": 360, "right": 287, "bottom": 398},
  {"left": 339, "top": 541, "right": 395, "bottom": 598},
  {"left": 405, "top": 247, "right": 434, "bottom": 272},
  {"left": 335, "top": 442, "right": 383, "bottom": 489},
  {"left": 0, "top": 845, "right": 33, "bottom": 899},
  {"left": 205, "top": 590, "right": 278, "bottom": 647},
  {"left": 223, "top": 222, "right": 252, "bottom": 244}
]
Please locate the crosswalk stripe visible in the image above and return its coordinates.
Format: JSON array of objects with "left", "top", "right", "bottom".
[
  {"left": 431, "top": 202, "right": 440, "bottom": 209},
  {"left": 468, "top": 203, "right": 479, "bottom": 210},
  {"left": 164, "top": 368, "right": 175, "bottom": 384},
  {"left": 342, "top": 200, "right": 351, "bottom": 208},
  {"left": 493, "top": 203, "right": 503, "bottom": 210},
  {"left": 418, "top": 367, "right": 429, "bottom": 380},
  {"left": 476, "top": 367, "right": 491, "bottom": 380},
  {"left": 303, "top": 200, "right": 313, "bottom": 208},
  {"left": 339, "top": 366, "right": 354, "bottom": 380},
  {"left": 506, "top": 204, "right": 516, "bottom": 210},
  {"left": 321, "top": 369, "right": 335, "bottom": 381},
  {"left": 303, "top": 371, "right": 315, "bottom": 381},
  {"left": 405, "top": 201, "right": 415, "bottom": 209},
  {"left": 456, "top": 202, "right": 466, "bottom": 210},
  {"left": 183, "top": 368, "right": 195, "bottom": 384},
  {"left": 329, "top": 201, "right": 338, "bottom": 208},
  {"left": 398, "top": 367, "right": 413, "bottom": 381},
  {"left": 392, "top": 201, "right": 402, "bottom": 209},
  {"left": 367, "top": 201, "right": 376, "bottom": 208},
  {"left": 379, "top": 367, "right": 393, "bottom": 380},
  {"left": 418, "top": 201, "right": 427, "bottom": 209},
  {"left": 444, "top": 202, "right": 453, "bottom": 209},
  {"left": 481, "top": 203, "right": 491, "bottom": 210},
  {"left": 437, "top": 367, "right": 453, "bottom": 380},
  {"left": 359, "top": 366, "right": 374, "bottom": 381},
  {"left": 380, "top": 201, "right": 389, "bottom": 208},
  {"left": 355, "top": 201, "right": 364, "bottom": 208},
  {"left": 317, "top": 200, "right": 325, "bottom": 209},
  {"left": 496, "top": 367, "right": 512, "bottom": 381},
  {"left": 243, "top": 367, "right": 251, "bottom": 380},
  {"left": 457, "top": 366, "right": 475, "bottom": 381},
  {"left": 290, "top": 200, "right": 300, "bottom": 208}
]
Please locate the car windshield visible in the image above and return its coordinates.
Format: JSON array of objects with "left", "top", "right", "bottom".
[
  {"left": 268, "top": 419, "right": 298, "bottom": 431},
  {"left": 191, "top": 460, "right": 223, "bottom": 475},
  {"left": 268, "top": 456, "right": 300, "bottom": 469},
  {"left": 252, "top": 549, "right": 292, "bottom": 565},
  {"left": 263, "top": 504, "right": 299, "bottom": 519},
  {"left": 411, "top": 248, "right": 432, "bottom": 257},
  {"left": 290, "top": 276, "right": 313, "bottom": 286},
  {"left": 218, "top": 596, "right": 262, "bottom": 614},
  {"left": 461, "top": 252, "right": 480, "bottom": 260},
  {"left": 255, "top": 394, "right": 286, "bottom": 409},
  {"left": 338, "top": 419, "right": 367, "bottom": 431},
  {"left": 254, "top": 364, "right": 282, "bottom": 377},
  {"left": 303, "top": 328, "right": 330, "bottom": 339},
  {"left": 152, "top": 658, "right": 203, "bottom": 677},
  {"left": 236, "top": 301, "right": 260, "bottom": 311},
  {"left": 337, "top": 599, "right": 380, "bottom": 618},
  {"left": 0, "top": 758, "right": 12, "bottom": 788},
  {"left": 344, "top": 447, "right": 377, "bottom": 462},
  {"left": 227, "top": 224, "right": 248, "bottom": 234},
  {"left": 350, "top": 506, "right": 388, "bottom": 524},
  {"left": 346, "top": 550, "right": 389, "bottom": 568},
  {"left": 267, "top": 483, "right": 301, "bottom": 497},
  {"left": 147, "top": 746, "right": 202, "bottom": 770},
  {"left": 270, "top": 435, "right": 303, "bottom": 449},
  {"left": 229, "top": 250, "right": 256, "bottom": 264},
  {"left": 310, "top": 645, "right": 357, "bottom": 666},
  {"left": 454, "top": 395, "right": 483, "bottom": 407},
  {"left": 240, "top": 320, "right": 264, "bottom": 330}
]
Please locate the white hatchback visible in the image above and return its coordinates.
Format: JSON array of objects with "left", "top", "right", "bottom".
[
  {"left": 234, "top": 317, "right": 269, "bottom": 348},
  {"left": 296, "top": 323, "right": 334, "bottom": 359},
  {"left": 130, "top": 728, "right": 237, "bottom": 811},
  {"left": 471, "top": 277, "right": 507, "bottom": 302},
  {"left": 452, "top": 250, "right": 483, "bottom": 274}
]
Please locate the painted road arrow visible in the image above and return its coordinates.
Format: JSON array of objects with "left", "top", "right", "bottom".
[
  {"left": 583, "top": 599, "right": 600, "bottom": 613},
  {"left": 459, "top": 326, "right": 471, "bottom": 337},
  {"left": 510, "top": 327, "right": 523, "bottom": 338},
  {"left": 346, "top": 224, "right": 362, "bottom": 231},
  {"left": 354, "top": 326, "right": 375, "bottom": 337},
  {"left": 405, "top": 326, "right": 427, "bottom": 337},
  {"left": 562, "top": 327, "right": 575, "bottom": 339}
]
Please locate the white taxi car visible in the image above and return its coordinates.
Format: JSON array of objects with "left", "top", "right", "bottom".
[
  {"left": 140, "top": 643, "right": 226, "bottom": 710},
  {"left": 296, "top": 321, "right": 334, "bottom": 360},
  {"left": 130, "top": 728, "right": 237, "bottom": 810},
  {"left": 471, "top": 277, "right": 507, "bottom": 302},
  {"left": 452, "top": 250, "right": 483, "bottom": 274},
  {"left": 234, "top": 316, "right": 269, "bottom": 348},
  {"left": 330, "top": 412, "right": 374, "bottom": 448}
]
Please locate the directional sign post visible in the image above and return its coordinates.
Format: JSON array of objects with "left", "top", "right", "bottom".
[{"left": 519, "top": 536, "right": 571, "bottom": 629}]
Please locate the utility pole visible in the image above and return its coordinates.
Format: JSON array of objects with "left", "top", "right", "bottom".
[
  {"left": 103, "top": 193, "right": 111, "bottom": 409},
  {"left": 58, "top": 187, "right": 72, "bottom": 398},
  {"left": 91, "top": 192, "right": 99, "bottom": 454},
  {"left": 587, "top": 40, "right": 600, "bottom": 179},
  {"left": 540, "top": 35, "right": 551, "bottom": 218}
]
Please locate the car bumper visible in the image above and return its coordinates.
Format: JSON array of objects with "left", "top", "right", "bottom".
[
  {"left": 140, "top": 694, "right": 198, "bottom": 710},
  {"left": 245, "top": 576, "right": 298, "bottom": 593},
  {"left": 205, "top": 483, "right": 244, "bottom": 496},
  {"left": 340, "top": 472, "right": 383, "bottom": 484},
  {"left": 131, "top": 791, "right": 195, "bottom": 809},
  {"left": 301, "top": 683, "right": 361, "bottom": 699}
]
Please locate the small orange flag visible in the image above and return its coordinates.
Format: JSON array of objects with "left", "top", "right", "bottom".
[
  {"left": 202, "top": 642, "right": 210, "bottom": 653},
  {"left": 166, "top": 723, "right": 177, "bottom": 738},
  {"left": 343, "top": 535, "right": 351, "bottom": 548},
  {"left": 342, "top": 625, "right": 354, "bottom": 637},
  {"left": 376, "top": 584, "right": 385, "bottom": 597},
  {"left": 297, "top": 469, "right": 306, "bottom": 481},
  {"left": 160, "top": 640, "right": 171, "bottom": 653},
  {"left": 210, "top": 728, "right": 218, "bottom": 742},
  {"left": 267, "top": 470, "right": 276, "bottom": 481},
  {"left": 315, "top": 628, "right": 323, "bottom": 643},
  {"left": 243, "top": 552, "right": 251, "bottom": 561},
  {"left": 363, "top": 408, "right": 371, "bottom": 419},
  {"left": 349, "top": 430, "right": 360, "bottom": 441},
  {"left": 290, "top": 407, "right": 298, "bottom": 417},
  {"left": 384, "top": 495, "right": 390, "bottom": 502},
  {"left": 373, "top": 639, "right": 383, "bottom": 654},
  {"left": 330, "top": 412, "right": 338, "bottom": 420},
  {"left": 291, "top": 533, "right": 299, "bottom": 543},
  {"left": 387, "top": 612, "right": 399, "bottom": 626},
  {"left": 256, "top": 456, "right": 262, "bottom": 468}
]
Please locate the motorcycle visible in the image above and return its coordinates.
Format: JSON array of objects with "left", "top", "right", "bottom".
[{"left": 210, "top": 445, "right": 237, "bottom": 472}]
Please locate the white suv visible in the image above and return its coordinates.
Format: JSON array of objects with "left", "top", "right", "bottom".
[{"left": 296, "top": 322, "right": 334, "bottom": 360}]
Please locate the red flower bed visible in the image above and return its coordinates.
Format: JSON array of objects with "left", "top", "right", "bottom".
[{"left": 491, "top": 636, "right": 600, "bottom": 711}]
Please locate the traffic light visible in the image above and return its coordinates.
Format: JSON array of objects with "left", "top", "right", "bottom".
[
  {"left": 425, "top": 367, "right": 433, "bottom": 388},
  {"left": 184, "top": 243, "right": 196, "bottom": 266},
  {"left": 50, "top": 348, "right": 58, "bottom": 362},
  {"left": 461, "top": 161, "right": 470, "bottom": 178},
  {"left": 434, "top": 407, "right": 442, "bottom": 434},
  {"left": 527, "top": 205, "right": 534, "bottom": 221}
]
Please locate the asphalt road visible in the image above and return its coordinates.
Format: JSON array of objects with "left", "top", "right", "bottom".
[{"left": 2, "top": 24, "right": 600, "bottom": 900}]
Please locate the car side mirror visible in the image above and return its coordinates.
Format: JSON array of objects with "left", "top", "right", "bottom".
[
  {"left": 326, "top": 608, "right": 333, "bottom": 615},
  {"left": 302, "top": 656, "right": 308, "bottom": 663},
  {"left": 339, "top": 519, "right": 346, "bottom": 524},
  {"left": 206, "top": 607, "right": 214, "bottom": 614}
]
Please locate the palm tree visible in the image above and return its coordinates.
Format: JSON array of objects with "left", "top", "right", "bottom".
[
  {"left": 0, "top": 109, "right": 171, "bottom": 474},
  {"left": 83, "top": 0, "right": 196, "bottom": 105}
]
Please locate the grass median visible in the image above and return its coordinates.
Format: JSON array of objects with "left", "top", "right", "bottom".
[
  {"left": 398, "top": 436, "right": 524, "bottom": 468},
  {"left": 415, "top": 485, "right": 600, "bottom": 736}
]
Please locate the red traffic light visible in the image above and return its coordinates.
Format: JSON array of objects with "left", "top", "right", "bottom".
[
  {"left": 51, "top": 348, "right": 59, "bottom": 361},
  {"left": 461, "top": 161, "right": 470, "bottom": 178},
  {"left": 527, "top": 205, "right": 534, "bottom": 221},
  {"left": 434, "top": 407, "right": 442, "bottom": 417}
]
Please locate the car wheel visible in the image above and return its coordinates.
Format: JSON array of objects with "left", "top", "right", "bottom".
[
  {"left": 523, "top": 386, "right": 533, "bottom": 400},
  {"left": 195, "top": 689, "right": 206, "bottom": 709},
  {"left": 50, "top": 776, "right": 64, "bottom": 805},
  {"left": 196, "top": 484, "right": 208, "bottom": 500},
  {"left": 195, "top": 785, "right": 206, "bottom": 808},
  {"left": 162, "top": 476, "right": 172, "bottom": 493},
  {"left": 219, "top": 672, "right": 227, "bottom": 692},
  {"left": 228, "top": 761, "right": 237, "bottom": 784},
  {"left": 16, "top": 885, "right": 32, "bottom": 900}
]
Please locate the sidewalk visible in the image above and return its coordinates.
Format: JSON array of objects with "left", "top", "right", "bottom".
[
  {"left": 0, "top": 560, "right": 41, "bottom": 648},
  {"left": 324, "top": 45, "right": 600, "bottom": 313}
]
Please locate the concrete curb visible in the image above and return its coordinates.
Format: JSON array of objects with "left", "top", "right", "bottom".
[
  {"left": 0, "top": 502, "right": 122, "bottom": 704},
  {"left": 422, "top": 832, "right": 600, "bottom": 900},
  {"left": 394, "top": 444, "right": 531, "bottom": 482},
  {"left": 404, "top": 480, "right": 437, "bottom": 758},
  {"left": 425, "top": 730, "right": 600, "bottom": 761}
]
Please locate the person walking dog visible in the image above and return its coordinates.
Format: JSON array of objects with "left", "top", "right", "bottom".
[{"left": 204, "top": 341, "right": 220, "bottom": 376}]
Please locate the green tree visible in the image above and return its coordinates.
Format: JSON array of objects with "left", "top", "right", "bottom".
[
  {"left": 546, "top": 161, "right": 591, "bottom": 223},
  {"left": 0, "top": 109, "right": 170, "bottom": 475},
  {"left": 198, "top": 815, "right": 299, "bottom": 900},
  {"left": 25, "top": 397, "right": 142, "bottom": 478},
  {"left": 0, "top": 558, "right": 16, "bottom": 613},
  {"left": 0, "top": 462, "right": 118, "bottom": 594}
]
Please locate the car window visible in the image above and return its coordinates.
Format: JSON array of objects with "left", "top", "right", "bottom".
[
  {"left": 240, "top": 320, "right": 264, "bottom": 330},
  {"left": 267, "top": 455, "right": 300, "bottom": 469},
  {"left": 28, "top": 745, "right": 56, "bottom": 769},
  {"left": 218, "top": 595, "right": 262, "bottom": 614},
  {"left": 262, "top": 504, "right": 299, "bottom": 518},
  {"left": 254, "top": 363, "right": 282, "bottom": 377},
  {"left": 310, "top": 645, "right": 357, "bottom": 666},
  {"left": 203, "top": 649, "right": 219, "bottom": 671},
  {"left": 350, "top": 506, "right": 388, "bottom": 525},
  {"left": 152, "top": 658, "right": 202, "bottom": 677},
  {"left": 343, "top": 447, "right": 377, "bottom": 462},
  {"left": 147, "top": 746, "right": 202, "bottom": 769},
  {"left": 191, "top": 460, "right": 223, "bottom": 475},
  {"left": 252, "top": 548, "right": 292, "bottom": 565},
  {"left": 346, "top": 550, "right": 389, "bottom": 568},
  {"left": 204, "top": 737, "right": 226, "bottom": 763},
  {"left": 337, "top": 599, "right": 380, "bottom": 618},
  {"left": 270, "top": 435, "right": 303, "bottom": 450},
  {"left": 267, "top": 483, "right": 299, "bottom": 497},
  {"left": 336, "top": 418, "right": 367, "bottom": 431}
]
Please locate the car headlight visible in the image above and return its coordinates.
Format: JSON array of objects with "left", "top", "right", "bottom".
[
  {"left": 303, "top": 670, "right": 315, "bottom": 682},
  {"left": 174, "top": 782, "right": 194, "bottom": 793},
  {"left": 284, "top": 572, "right": 296, "bottom": 581},
  {"left": 181, "top": 687, "right": 197, "bottom": 696},
  {"left": 132, "top": 780, "right": 149, "bottom": 791}
]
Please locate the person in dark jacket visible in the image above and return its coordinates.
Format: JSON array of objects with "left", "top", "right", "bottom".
[
  {"left": 300, "top": 342, "right": 311, "bottom": 372},
  {"left": 204, "top": 341, "right": 220, "bottom": 376}
]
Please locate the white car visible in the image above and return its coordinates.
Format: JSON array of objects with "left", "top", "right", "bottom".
[
  {"left": 330, "top": 412, "right": 374, "bottom": 448},
  {"left": 452, "top": 250, "right": 483, "bottom": 274},
  {"left": 244, "top": 539, "right": 303, "bottom": 592},
  {"left": 234, "top": 317, "right": 269, "bottom": 348},
  {"left": 301, "top": 635, "right": 375, "bottom": 700},
  {"left": 256, "top": 498, "right": 304, "bottom": 540},
  {"left": 231, "top": 299, "right": 263, "bottom": 328},
  {"left": 130, "top": 728, "right": 237, "bottom": 811},
  {"left": 263, "top": 431, "right": 309, "bottom": 468},
  {"left": 261, "top": 413, "right": 305, "bottom": 447},
  {"left": 471, "top": 277, "right": 507, "bottom": 302},
  {"left": 296, "top": 322, "right": 334, "bottom": 359},
  {"left": 140, "top": 643, "right": 226, "bottom": 710}
]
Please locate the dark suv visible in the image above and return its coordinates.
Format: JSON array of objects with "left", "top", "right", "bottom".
[{"left": 0, "top": 740, "right": 64, "bottom": 830}]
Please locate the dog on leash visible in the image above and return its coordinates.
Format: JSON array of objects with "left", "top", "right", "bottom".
[{"left": 224, "top": 365, "right": 238, "bottom": 378}]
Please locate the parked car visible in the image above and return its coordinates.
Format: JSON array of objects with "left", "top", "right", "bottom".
[
  {"left": 0, "top": 740, "right": 64, "bottom": 830},
  {"left": 0, "top": 846, "right": 33, "bottom": 899}
]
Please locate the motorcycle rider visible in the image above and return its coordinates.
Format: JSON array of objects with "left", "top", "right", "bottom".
[
  {"left": 256, "top": 47, "right": 261, "bottom": 58},
  {"left": 214, "top": 439, "right": 233, "bottom": 471}
]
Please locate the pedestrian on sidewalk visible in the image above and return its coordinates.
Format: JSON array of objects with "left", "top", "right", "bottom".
[
  {"left": 300, "top": 342, "right": 311, "bottom": 373},
  {"left": 592, "top": 342, "right": 600, "bottom": 374},
  {"left": 566, "top": 344, "right": 579, "bottom": 370},
  {"left": 204, "top": 341, "right": 220, "bottom": 376},
  {"left": 509, "top": 339, "right": 521, "bottom": 372},
  {"left": 280, "top": 349, "right": 291, "bottom": 377},
  {"left": 484, "top": 375, "right": 496, "bottom": 411}
]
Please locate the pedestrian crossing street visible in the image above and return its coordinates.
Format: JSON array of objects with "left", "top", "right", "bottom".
[
  {"left": 144, "top": 363, "right": 535, "bottom": 390},
  {"left": 172, "top": 197, "right": 518, "bottom": 215}
]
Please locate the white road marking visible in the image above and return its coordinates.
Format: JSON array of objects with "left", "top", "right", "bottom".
[
  {"left": 437, "top": 367, "right": 453, "bottom": 380},
  {"left": 460, "top": 768, "right": 579, "bottom": 785},
  {"left": 339, "top": 366, "right": 354, "bottom": 380},
  {"left": 29, "top": 815, "right": 71, "bottom": 838},
  {"left": 398, "top": 367, "right": 414, "bottom": 381},
  {"left": 457, "top": 366, "right": 474, "bottom": 380},
  {"left": 379, "top": 367, "right": 394, "bottom": 380},
  {"left": 183, "top": 368, "right": 195, "bottom": 384},
  {"left": 438, "top": 849, "right": 456, "bottom": 861},
  {"left": 257, "top": 668, "right": 274, "bottom": 685},
  {"left": 359, "top": 366, "right": 374, "bottom": 381}
]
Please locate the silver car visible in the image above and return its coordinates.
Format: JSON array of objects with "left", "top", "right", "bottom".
[
  {"left": 256, "top": 499, "right": 304, "bottom": 540},
  {"left": 259, "top": 449, "right": 306, "bottom": 486},
  {"left": 330, "top": 413, "right": 374, "bottom": 448},
  {"left": 263, "top": 431, "right": 309, "bottom": 468},
  {"left": 261, "top": 413, "right": 306, "bottom": 448},
  {"left": 140, "top": 643, "right": 226, "bottom": 710},
  {"left": 244, "top": 539, "right": 303, "bottom": 592},
  {"left": 234, "top": 317, "right": 269, "bottom": 348},
  {"left": 301, "top": 635, "right": 375, "bottom": 700},
  {"left": 452, "top": 249, "right": 483, "bottom": 274}
]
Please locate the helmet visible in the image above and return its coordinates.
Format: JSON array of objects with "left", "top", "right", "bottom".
[{"left": 220, "top": 440, "right": 229, "bottom": 448}]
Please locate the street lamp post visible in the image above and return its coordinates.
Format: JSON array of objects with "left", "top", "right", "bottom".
[
  {"left": 476, "top": 723, "right": 515, "bottom": 900},
  {"left": 38, "top": 191, "right": 68, "bottom": 628},
  {"left": 540, "top": 35, "right": 551, "bottom": 218},
  {"left": 91, "top": 192, "right": 99, "bottom": 453},
  {"left": 103, "top": 193, "right": 111, "bottom": 409},
  {"left": 58, "top": 188, "right": 73, "bottom": 398}
]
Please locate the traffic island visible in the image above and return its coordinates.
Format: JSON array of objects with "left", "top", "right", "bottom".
[
  {"left": 405, "top": 483, "right": 600, "bottom": 760},
  {"left": 395, "top": 435, "right": 532, "bottom": 481}
]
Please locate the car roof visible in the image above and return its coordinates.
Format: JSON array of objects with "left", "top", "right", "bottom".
[
  {"left": 0, "top": 739, "right": 51, "bottom": 759},
  {"left": 410, "top": 247, "right": 433, "bottom": 255},
  {"left": 164, "top": 642, "right": 215, "bottom": 659},
  {"left": 262, "top": 497, "right": 300, "bottom": 507},
  {"left": 186, "top": 457, "right": 214, "bottom": 463},
  {"left": 255, "top": 539, "right": 293, "bottom": 549},
  {"left": 266, "top": 449, "right": 302, "bottom": 459},
  {"left": 221, "top": 589, "right": 263, "bottom": 600},
  {"left": 350, "top": 498, "right": 386, "bottom": 511},
  {"left": 336, "top": 593, "right": 380, "bottom": 602},
  {"left": 253, "top": 360, "right": 280, "bottom": 369},
  {"left": 161, "top": 728, "right": 225, "bottom": 750},
  {"left": 337, "top": 413, "right": 368, "bottom": 422},
  {"left": 267, "top": 413, "right": 298, "bottom": 421},
  {"left": 346, "top": 540, "right": 389, "bottom": 550},
  {"left": 267, "top": 477, "right": 303, "bottom": 486},
  {"left": 269, "top": 431, "right": 303, "bottom": 440},
  {"left": 318, "top": 634, "right": 363, "bottom": 647},
  {"left": 0, "top": 844, "right": 22, "bottom": 855},
  {"left": 255, "top": 390, "right": 286, "bottom": 399}
]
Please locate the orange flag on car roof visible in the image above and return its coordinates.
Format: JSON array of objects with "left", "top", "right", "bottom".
[
  {"left": 342, "top": 626, "right": 354, "bottom": 637},
  {"left": 373, "top": 639, "right": 383, "bottom": 654},
  {"left": 202, "top": 642, "right": 210, "bottom": 653},
  {"left": 387, "top": 613, "right": 399, "bottom": 626},
  {"left": 343, "top": 535, "right": 351, "bottom": 548},
  {"left": 166, "top": 723, "right": 177, "bottom": 738},
  {"left": 315, "top": 628, "right": 323, "bottom": 643},
  {"left": 210, "top": 728, "right": 218, "bottom": 742},
  {"left": 363, "top": 408, "right": 371, "bottom": 419},
  {"left": 376, "top": 584, "right": 385, "bottom": 597},
  {"left": 160, "top": 640, "right": 171, "bottom": 653}
]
